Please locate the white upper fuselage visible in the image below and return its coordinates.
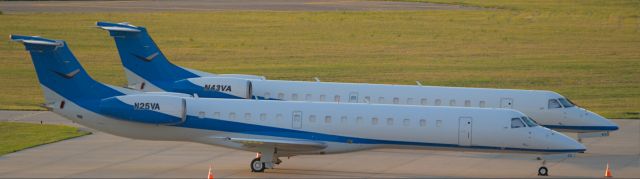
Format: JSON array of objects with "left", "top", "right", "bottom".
[{"left": 46, "top": 85, "right": 585, "bottom": 156}]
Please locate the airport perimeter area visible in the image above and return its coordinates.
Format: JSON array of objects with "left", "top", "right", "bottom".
[{"left": 0, "top": 111, "right": 638, "bottom": 178}]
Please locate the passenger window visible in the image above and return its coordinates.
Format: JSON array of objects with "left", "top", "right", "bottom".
[
  {"left": 309, "top": 115, "right": 316, "bottom": 123},
  {"left": 393, "top": 97, "right": 399, "bottom": 104},
  {"left": 264, "top": 92, "right": 271, "bottom": 99},
  {"left": 276, "top": 113, "right": 283, "bottom": 120},
  {"left": 305, "top": 94, "right": 312, "bottom": 101},
  {"left": 341, "top": 116, "right": 348, "bottom": 124},
  {"left": 260, "top": 113, "right": 267, "bottom": 121},
  {"left": 420, "top": 119, "right": 426, "bottom": 127},
  {"left": 464, "top": 100, "right": 471, "bottom": 107},
  {"left": 479, "top": 101, "right": 486, "bottom": 108},
  {"left": 449, "top": 100, "right": 456, "bottom": 106},
  {"left": 387, "top": 118, "right": 394, "bottom": 126},
  {"left": 435, "top": 99, "right": 442, "bottom": 106},
  {"left": 356, "top": 116, "right": 363, "bottom": 124},
  {"left": 511, "top": 118, "right": 526, "bottom": 128},
  {"left": 548, "top": 99, "right": 562, "bottom": 109},
  {"left": 229, "top": 112, "right": 236, "bottom": 120},
  {"left": 213, "top": 112, "right": 221, "bottom": 118},
  {"left": 372, "top": 117, "right": 379, "bottom": 125},
  {"left": 244, "top": 113, "right": 251, "bottom": 120},
  {"left": 407, "top": 98, "right": 414, "bottom": 104},
  {"left": 320, "top": 95, "right": 326, "bottom": 101},
  {"left": 378, "top": 97, "right": 385, "bottom": 103},
  {"left": 349, "top": 95, "right": 357, "bottom": 103},
  {"left": 198, "top": 111, "right": 205, "bottom": 119},
  {"left": 278, "top": 93, "right": 285, "bottom": 99},
  {"left": 420, "top": 98, "right": 427, "bottom": 105},
  {"left": 403, "top": 119, "right": 410, "bottom": 126},
  {"left": 334, "top": 95, "right": 340, "bottom": 102},
  {"left": 292, "top": 93, "right": 298, "bottom": 101},
  {"left": 325, "top": 116, "right": 332, "bottom": 123},
  {"left": 436, "top": 120, "right": 442, "bottom": 127}
]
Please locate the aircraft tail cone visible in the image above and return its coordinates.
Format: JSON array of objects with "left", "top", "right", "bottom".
[{"left": 604, "top": 162, "right": 612, "bottom": 178}]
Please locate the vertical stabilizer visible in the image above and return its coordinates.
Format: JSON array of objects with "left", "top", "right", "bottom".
[
  {"left": 96, "top": 22, "right": 201, "bottom": 91},
  {"left": 11, "top": 35, "right": 124, "bottom": 111}
]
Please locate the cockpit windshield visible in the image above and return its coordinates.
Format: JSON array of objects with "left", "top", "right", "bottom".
[
  {"left": 511, "top": 118, "right": 526, "bottom": 128},
  {"left": 521, "top": 116, "right": 538, "bottom": 127},
  {"left": 558, "top": 98, "right": 575, "bottom": 108}
]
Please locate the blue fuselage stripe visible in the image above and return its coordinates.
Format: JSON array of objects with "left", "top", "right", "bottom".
[
  {"left": 175, "top": 115, "right": 584, "bottom": 153},
  {"left": 543, "top": 125, "right": 618, "bottom": 131}
]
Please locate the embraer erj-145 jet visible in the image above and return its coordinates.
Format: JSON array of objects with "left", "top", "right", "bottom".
[
  {"left": 96, "top": 22, "right": 618, "bottom": 140},
  {"left": 12, "top": 35, "right": 583, "bottom": 175}
]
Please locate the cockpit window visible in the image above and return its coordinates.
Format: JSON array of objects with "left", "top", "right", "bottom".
[
  {"left": 511, "top": 118, "right": 526, "bottom": 128},
  {"left": 558, "top": 98, "right": 575, "bottom": 108},
  {"left": 548, "top": 99, "right": 562, "bottom": 109},
  {"left": 522, "top": 116, "right": 538, "bottom": 127}
]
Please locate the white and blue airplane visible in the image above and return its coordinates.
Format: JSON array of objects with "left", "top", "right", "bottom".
[
  {"left": 12, "top": 34, "right": 584, "bottom": 175},
  {"left": 96, "top": 21, "right": 618, "bottom": 140}
]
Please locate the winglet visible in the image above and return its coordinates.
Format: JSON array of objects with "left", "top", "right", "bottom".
[
  {"left": 96, "top": 21, "right": 141, "bottom": 32},
  {"left": 10, "top": 34, "right": 63, "bottom": 46}
]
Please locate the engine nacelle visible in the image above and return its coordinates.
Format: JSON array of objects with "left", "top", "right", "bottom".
[
  {"left": 173, "top": 77, "right": 253, "bottom": 99},
  {"left": 99, "top": 95, "right": 186, "bottom": 125}
]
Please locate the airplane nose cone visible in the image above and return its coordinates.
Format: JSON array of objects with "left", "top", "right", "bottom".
[
  {"left": 550, "top": 130, "right": 587, "bottom": 153},
  {"left": 587, "top": 110, "right": 619, "bottom": 131}
]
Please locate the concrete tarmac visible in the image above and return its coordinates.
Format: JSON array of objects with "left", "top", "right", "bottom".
[
  {"left": 0, "top": 110, "right": 638, "bottom": 178},
  {"left": 0, "top": 0, "right": 477, "bottom": 13}
]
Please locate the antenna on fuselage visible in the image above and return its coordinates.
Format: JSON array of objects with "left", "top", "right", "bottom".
[
  {"left": 314, "top": 77, "right": 320, "bottom": 82},
  {"left": 416, "top": 81, "right": 423, "bottom": 86},
  {"left": 194, "top": 93, "right": 199, "bottom": 99},
  {"left": 363, "top": 98, "right": 370, "bottom": 104}
]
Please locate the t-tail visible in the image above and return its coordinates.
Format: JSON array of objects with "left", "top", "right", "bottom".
[
  {"left": 96, "top": 21, "right": 265, "bottom": 93},
  {"left": 10, "top": 35, "right": 132, "bottom": 112},
  {"left": 96, "top": 22, "right": 207, "bottom": 92}
]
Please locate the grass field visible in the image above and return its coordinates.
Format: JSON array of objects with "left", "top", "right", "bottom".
[
  {"left": 0, "top": 0, "right": 638, "bottom": 118},
  {"left": 0, "top": 122, "right": 90, "bottom": 156}
]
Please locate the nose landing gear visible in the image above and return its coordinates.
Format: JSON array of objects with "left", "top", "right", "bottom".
[{"left": 538, "top": 166, "right": 549, "bottom": 176}]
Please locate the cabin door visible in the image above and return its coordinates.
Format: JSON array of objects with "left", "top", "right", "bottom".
[
  {"left": 458, "top": 117, "right": 473, "bottom": 146},
  {"left": 500, "top": 98, "right": 513, "bottom": 108},
  {"left": 292, "top": 111, "right": 302, "bottom": 129}
]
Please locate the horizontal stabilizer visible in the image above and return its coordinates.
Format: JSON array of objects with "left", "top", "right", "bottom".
[
  {"left": 10, "top": 35, "right": 63, "bottom": 46},
  {"left": 96, "top": 21, "right": 141, "bottom": 32}
]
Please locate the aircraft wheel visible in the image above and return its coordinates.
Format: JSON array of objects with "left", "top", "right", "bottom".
[
  {"left": 251, "top": 158, "right": 265, "bottom": 172},
  {"left": 538, "top": 166, "right": 548, "bottom": 176}
]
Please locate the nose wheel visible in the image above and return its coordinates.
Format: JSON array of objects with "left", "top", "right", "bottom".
[{"left": 538, "top": 166, "right": 549, "bottom": 176}]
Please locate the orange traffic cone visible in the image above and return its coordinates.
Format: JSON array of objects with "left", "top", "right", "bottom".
[
  {"left": 208, "top": 164, "right": 214, "bottom": 179},
  {"left": 604, "top": 162, "right": 612, "bottom": 178}
]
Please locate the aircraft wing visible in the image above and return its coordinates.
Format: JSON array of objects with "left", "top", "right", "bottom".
[{"left": 211, "top": 136, "right": 327, "bottom": 151}]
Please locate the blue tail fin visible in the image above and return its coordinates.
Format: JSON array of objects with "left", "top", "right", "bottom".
[
  {"left": 11, "top": 35, "right": 124, "bottom": 111},
  {"left": 96, "top": 22, "right": 201, "bottom": 91}
]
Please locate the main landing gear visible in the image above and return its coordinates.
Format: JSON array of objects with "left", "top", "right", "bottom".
[
  {"left": 250, "top": 148, "right": 282, "bottom": 173},
  {"left": 250, "top": 157, "right": 265, "bottom": 172}
]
